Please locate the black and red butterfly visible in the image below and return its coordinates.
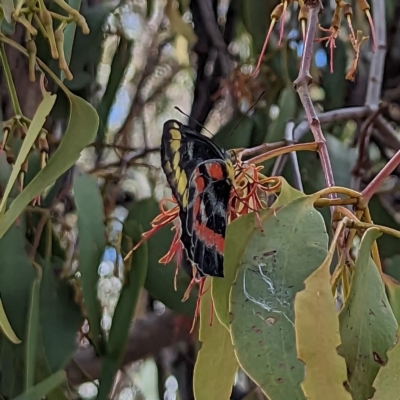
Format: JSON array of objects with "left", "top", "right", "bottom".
[{"left": 160, "top": 120, "right": 235, "bottom": 279}]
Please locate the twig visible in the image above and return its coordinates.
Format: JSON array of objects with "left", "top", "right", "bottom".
[
  {"left": 364, "top": 0, "right": 386, "bottom": 111},
  {"left": 362, "top": 149, "right": 400, "bottom": 201},
  {"left": 293, "top": 0, "right": 336, "bottom": 201},
  {"left": 374, "top": 115, "right": 400, "bottom": 151},
  {"left": 294, "top": 106, "right": 369, "bottom": 141}
]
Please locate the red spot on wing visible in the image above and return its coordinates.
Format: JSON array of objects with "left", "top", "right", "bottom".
[
  {"left": 194, "top": 221, "right": 225, "bottom": 254},
  {"left": 206, "top": 163, "right": 224, "bottom": 180}
]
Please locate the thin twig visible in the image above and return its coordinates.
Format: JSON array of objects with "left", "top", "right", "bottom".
[
  {"left": 294, "top": 106, "right": 369, "bottom": 141},
  {"left": 293, "top": 0, "right": 336, "bottom": 202}
]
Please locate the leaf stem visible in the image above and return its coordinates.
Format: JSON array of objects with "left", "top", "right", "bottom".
[{"left": 0, "top": 43, "right": 23, "bottom": 117}]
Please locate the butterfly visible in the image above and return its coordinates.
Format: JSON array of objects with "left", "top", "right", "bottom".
[{"left": 160, "top": 119, "right": 235, "bottom": 278}]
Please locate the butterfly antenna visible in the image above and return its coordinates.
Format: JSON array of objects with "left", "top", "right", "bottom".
[
  {"left": 229, "top": 91, "right": 266, "bottom": 137},
  {"left": 174, "top": 107, "right": 214, "bottom": 137}
]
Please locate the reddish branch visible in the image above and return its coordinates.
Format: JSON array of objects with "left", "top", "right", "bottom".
[{"left": 293, "top": 0, "right": 336, "bottom": 198}]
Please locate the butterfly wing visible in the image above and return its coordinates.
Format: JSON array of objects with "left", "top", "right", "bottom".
[
  {"left": 160, "top": 120, "right": 228, "bottom": 210},
  {"left": 185, "top": 160, "right": 232, "bottom": 277}
]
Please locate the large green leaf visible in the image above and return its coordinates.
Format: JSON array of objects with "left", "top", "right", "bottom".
[
  {"left": 0, "top": 37, "right": 99, "bottom": 239},
  {"left": 194, "top": 278, "right": 238, "bottom": 400},
  {"left": 73, "top": 170, "right": 107, "bottom": 353},
  {"left": 125, "top": 199, "right": 197, "bottom": 315},
  {"left": 338, "top": 228, "right": 398, "bottom": 400},
  {"left": 294, "top": 227, "right": 351, "bottom": 400},
  {"left": 230, "top": 195, "right": 328, "bottom": 399},
  {"left": 213, "top": 178, "right": 304, "bottom": 329},
  {"left": 96, "top": 221, "right": 148, "bottom": 400}
]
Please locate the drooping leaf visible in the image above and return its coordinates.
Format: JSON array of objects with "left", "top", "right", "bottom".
[
  {"left": 338, "top": 228, "right": 398, "bottom": 400},
  {"left": 95, "top": 37, "right": 133, "bottom": 144},
  {"left": 0, "top": 38, "right": 99, "bottom": 239},
  {"left": 371, "top": 330, "right": 400, "bottom": 400},
  {"left": 194, "top": 277, "right": 238, "bottom": 400},
  {"left": 12, "top": 371, "right": 66, "bottom": 400},
  {"left": 0, "top": 90, "right": 56, "bottom": 215},
  {"left": 230, "top": 195, "right": 328, "bottom": 399},
  {"left": 96, "top": 221, "right": 148, "bottom": 400},
  {"left": 73, "top": 170, "right": 107, "bottom": 353},
  {"left": 294, "top": 231, "right": 351, "bottom": 400}
]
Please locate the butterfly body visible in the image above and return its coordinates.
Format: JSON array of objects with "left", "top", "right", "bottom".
[{"left": 161, "top": 120, "right": 234, "bottom": 278}]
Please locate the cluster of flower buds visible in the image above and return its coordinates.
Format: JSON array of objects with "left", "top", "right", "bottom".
[
  {"left": 10, "top": 0, "right": 90, "bottom": 81},
  {"left": 254, "top": 0, "right": 376, "bottom": 80}
]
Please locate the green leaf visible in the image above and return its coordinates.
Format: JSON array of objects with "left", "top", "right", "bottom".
[
  {"left": 61, "top": 0, "right": 81, "bottom": 75},
  {"left": 39, "top": 257, "right": 83, "bottom": 371},
  {"left": 96, "top": 37, "right": 133, "bottom": 144},
  {"left": 96, "top": 221, "right": 148, "bottom": 400},
  {"left": 338, "top": 228, "right": 398, "bottom": 400},
  {"left": 0, "top": 90, "right": 56, "bottom": 215},
  {"left": 73, "top": 170, "right": 106, "bottom": 353},
  {"left": 272, "top": 177, "right": 304, "bottom": 208},
  {"left": 1, "top": 0, "right": 14, "bottom": 23},
  {"left": 383, "top": 273, "right": 400, "bottom": 325},
  {"left": 194, "top": 277, "right": 238, "bottom": 400},
  {"left": 125, "top": 199, "right": 197, "bottom": 315},
  {"left": 0, "top": 38, "right": 99, "bottom": 239},
  {"left": 0, "top": 298, "right": 20, "bottom": 344},
  {"left": 212, "top": 211, "right": 260, "bottom": 329},
  {"left": 294, "top": 229, "right": 352, "bottom": 400},
  {"left": 12, "top": 370, "right": 66, "bottom": 400},
  {"left": 0, "top": 218, "right": 35, "bottom": 340},
  {"left": 230, "top": 195, "right": 328, "bottom": 399},
  {"left": 371, "top": 329, "right": 400, "bottom": 400},
  {"left": 213, "top": 178, "right": 304, "bottom": 329},
  {"left": 25, "top": 277, "right": 41, "bottom": 389}
]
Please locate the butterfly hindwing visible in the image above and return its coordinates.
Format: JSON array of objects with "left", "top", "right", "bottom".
[{"left": 186, "top": 161, "right": 232, "bottom": 277}]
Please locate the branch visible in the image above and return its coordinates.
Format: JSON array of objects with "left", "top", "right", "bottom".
[
  {"left": 293, "top": 0, "right": 336, "bottom": 198},
  {"left": 364, "top": 0, "right": 386, "bottom": 110},
  {"left": 66, "top": 311, "right": 193, "bottom": 386},
  {"left": 293, "top": 106, "right": 369, "bottom": 141}
]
